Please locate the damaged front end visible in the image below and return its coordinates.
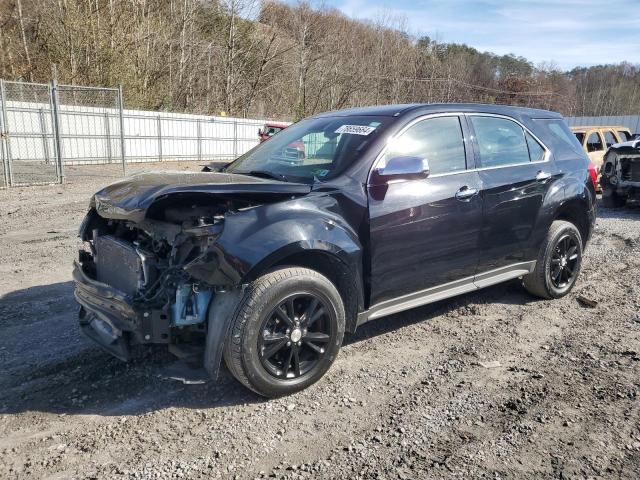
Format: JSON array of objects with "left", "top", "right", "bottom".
[
  {"left": 601, "top": 140, "right": 640, "bottom": 202},
  {"left": 74, "top": 171, "right": 311, "bottom": 363},
  {"left": 75, "top": 201, "right": 230, "bottom": 361}
]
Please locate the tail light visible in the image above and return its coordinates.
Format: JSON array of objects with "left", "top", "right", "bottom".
[{"left": 588, "top": 162, "right": 598, "bottom": 190}]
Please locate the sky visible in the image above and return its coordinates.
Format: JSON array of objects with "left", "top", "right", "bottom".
[{"left": 309, "top": 0, "right": 640, "bottom": 70}]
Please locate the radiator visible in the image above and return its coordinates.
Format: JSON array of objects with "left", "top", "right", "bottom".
[{"left": 95, "top": 235, "right": 144, "bottom": 296}]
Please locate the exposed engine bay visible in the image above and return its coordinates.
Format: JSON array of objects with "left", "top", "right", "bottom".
[
  {"left": 72, "top": 171, "right": 314, "bottom": 366},
  {"left": 75, "top": 193, "right": 255, "bottom": 360}
]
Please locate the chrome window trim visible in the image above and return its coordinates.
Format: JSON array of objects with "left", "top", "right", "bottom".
[
  {"left": 368, "top": 111, "right": 552, "bottom": 182},
  {"left": 466, "top": 112, "right": 551, "bottom": 168},
  {"left": 369, "top": 112, "right": 469, "bottom": 182}
]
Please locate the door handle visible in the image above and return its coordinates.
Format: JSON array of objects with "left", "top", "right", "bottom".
[
  {"left": 536, "top": 170, "right": 552, "bottom": 182},
  {"left": 455, "top": 186, "right": 479, "bottom": 201}
]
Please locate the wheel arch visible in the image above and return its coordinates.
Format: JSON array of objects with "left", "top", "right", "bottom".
[
  {"left": 242, "top": 243, "right": 363, "bottom": 334},
  {"left": 553, "top": 198, "right": 592, "bottom": 248}
]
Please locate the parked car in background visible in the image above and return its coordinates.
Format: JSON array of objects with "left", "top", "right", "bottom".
[
  {"left": 600, "top": 139, "right": 640, "bottom": 207},
  {"left": 258, "top": 121, "right": 290, "bottom": 142},
  {"left": 259, "top": 121, "right": 305, "bottom": 161},
  {"left": 202, "top": 121, "right": 303, "bottom": 172},
  {"left": 571, "top": 126, "right": 632, "bottom": 170},
  {"left": 74, "top": 103, "right": 596, "bottom": 397}
]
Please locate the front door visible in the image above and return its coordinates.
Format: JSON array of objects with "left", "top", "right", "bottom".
[
  {"left": 367, "top": 115, "right": 483, "bottom": 306},
  {"left": 467, "top": 114, "right": 558, "bottom": 275}
]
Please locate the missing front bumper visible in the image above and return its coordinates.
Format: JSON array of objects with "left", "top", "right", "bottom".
[{"left": 74, "top": 261, "right": 171, "bottom": 360}]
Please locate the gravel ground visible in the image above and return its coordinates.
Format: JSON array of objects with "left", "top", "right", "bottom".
[{"left": 1, "top": 162, "right": 639, "bottom": 479}]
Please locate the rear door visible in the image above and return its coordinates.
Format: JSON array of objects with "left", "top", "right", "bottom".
[
  {"left": 468, "top": 114, "right": 556, "bottom": 275},
  {"left": 367, "top": 114, "right": 482, "bottom": 306}
]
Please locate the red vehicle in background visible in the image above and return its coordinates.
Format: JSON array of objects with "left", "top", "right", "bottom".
[
  {"left": 259, "top": 121, "right": 305, "bottom": 162},
  {"left": 258, "top": 122, "right": 289, "bottom": 142}
]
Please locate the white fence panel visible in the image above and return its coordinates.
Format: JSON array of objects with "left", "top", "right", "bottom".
[{"left": 5, "top": 99, "right": 285, "bottom": 166}]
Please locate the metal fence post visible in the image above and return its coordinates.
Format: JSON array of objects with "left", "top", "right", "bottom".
[
  {"left": 0, "top": 128, "right": 5, "bottom": 188},
  {"left": 197, "top": 119, "right": 202, "bottom": 162},
  {"left": 0, "top": 79, "right": 13, "bottom": 186},
  {"left": 157, "top": 115, "right": 163, "bottom": 161},
  {"left": 233, "top": 119, "right": 238, "bottom": 158},
  {"left": 104, "top": 112, "right": 112, "bottom": 163},
  {"left": 38, "top": 108, "right": 51, "bottom": 165},
  {"left": 50, "top": 80, "right": 65, "bottom": 184},
  {"left": 118, "top": 85, "right": 126, "bottom": 175},
  {"left": 0, "top": 105, "right": 5, "bottom": 187}
]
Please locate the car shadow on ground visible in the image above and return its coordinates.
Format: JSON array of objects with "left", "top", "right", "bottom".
[{"left": 0, "top": 277, "right": 539, "bottom": 417}]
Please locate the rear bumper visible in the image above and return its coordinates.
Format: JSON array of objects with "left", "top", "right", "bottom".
[{"left": 73, "top": 261, "right": 141, "bottom": 361}]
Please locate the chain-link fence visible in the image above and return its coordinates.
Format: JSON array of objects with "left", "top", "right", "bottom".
[
  {"left": 56, "top": 84, "right": 124, "bottom": 175},
  {"left": 0, "top": 80, "right": 62, "bottom": 186},
  {"left": 0, "top": 79, "right": 273, "bottom": 188}
]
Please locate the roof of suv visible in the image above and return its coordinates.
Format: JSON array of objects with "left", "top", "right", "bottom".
[
  {"left": 314, "top": 103, "right": 563, "bottom": 119},
  {"left": 570, "top": 125, "right": 630, "bottom": 132}
]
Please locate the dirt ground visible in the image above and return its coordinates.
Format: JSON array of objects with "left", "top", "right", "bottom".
[{"left": 1, "top": 162, "right": 639, "bottom": 479}]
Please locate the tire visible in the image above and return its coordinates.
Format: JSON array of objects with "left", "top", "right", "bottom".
[
  {"left": 223, "top": 267, "right": 345, "bottom": 397},
  {"left": 523, "top": 220, "right": 583, "bottom": 299},
  {"left": 602, "top": 185, "right": 627, "bottom": 208}
]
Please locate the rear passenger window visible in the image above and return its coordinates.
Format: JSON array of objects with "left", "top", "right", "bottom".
[
  {"left": 526, "top": 133, "right": 546, "bottom": 161},
  {"left": 470, "top": 116, "right": 530, "bottom": 167},
  {"left": 384, "top": 116, "right": 466, "bottom": 175},
  {"left": 617, "top": 130, "right": 631, "bottom": 142},
  {"left": 603, "top": 131, "right": 617, "bottom": 148},
  {"left": 586, "top": 132, "right": 603, "bottom": 152},
  {"left": 537, "top": 119, "right": 584, "bottom": 156}
]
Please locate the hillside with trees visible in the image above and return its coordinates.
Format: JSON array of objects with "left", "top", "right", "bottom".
[{"left": 1, "top": 0, "right": 639, "bottom": 119}]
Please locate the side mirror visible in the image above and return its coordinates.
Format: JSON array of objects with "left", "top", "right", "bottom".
[
  {"left": 376, "top": 155, "right": 429, "bottom": 181},
  {"left": 258, "top": 128, "right": 264, "bottom": 136}
]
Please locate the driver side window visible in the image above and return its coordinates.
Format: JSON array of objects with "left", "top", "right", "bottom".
[{"left": 383, "top": 116, "right": 467, "bottom": 175}]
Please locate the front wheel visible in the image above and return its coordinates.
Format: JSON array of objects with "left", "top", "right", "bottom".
[
  {"left": 223, "top": 267, "right": 345, "bottom": 397},
  {"left": 523, "top": 220, "right": 583, "bottom": 299}
]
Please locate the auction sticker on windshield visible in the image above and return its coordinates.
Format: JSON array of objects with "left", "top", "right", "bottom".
[{"left": 335, "top": 125, "right": 377, "bottom": 136}]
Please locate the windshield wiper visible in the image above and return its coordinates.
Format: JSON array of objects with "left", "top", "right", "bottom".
[{"left": 241, "top": 170, "right": 289, "bottom": 182}]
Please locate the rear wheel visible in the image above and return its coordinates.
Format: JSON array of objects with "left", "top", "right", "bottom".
[
  {"left": 223, "top": 267, "right": 345, "bottom": 397},
  {"left": 523, "top": 220, "right": 583, "bottom": 299}
]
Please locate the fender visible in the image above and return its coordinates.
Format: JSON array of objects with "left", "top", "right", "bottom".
[
  {"left": 197, "top": 194, "right": 365, "bottom": 378},
  {"left": 185, "top": 192, "right": 365, "bottom": 305}
]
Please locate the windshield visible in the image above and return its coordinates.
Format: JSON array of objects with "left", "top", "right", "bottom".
[{"left": 227, "top": 115, "right": 391, "bottom": 182}]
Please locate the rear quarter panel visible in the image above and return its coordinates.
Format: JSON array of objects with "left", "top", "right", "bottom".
[{"left": 524, "top": 117, "right": 596, "bottom": 256}]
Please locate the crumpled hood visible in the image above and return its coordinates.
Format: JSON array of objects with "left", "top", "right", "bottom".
[{"left": 92, "top": 171, "right": 312, "bottom": 222}]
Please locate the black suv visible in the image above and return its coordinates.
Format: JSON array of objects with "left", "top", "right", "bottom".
[{"left": 74, "top": 104, "right": 596, "bottom": 397}]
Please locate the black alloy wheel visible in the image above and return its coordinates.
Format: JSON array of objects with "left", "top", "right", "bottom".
[
  {"left": 258, "top": 294, "right": 333, "bottom": 379},
  {"left": 549, "top": 234, "right": 580, "bottom": 289},
  {"left": 523, "top": 220, "right": 583, "bottom": 299},
  {"left": 222, "top": 267, "right": 345, "bottom": 397}
]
